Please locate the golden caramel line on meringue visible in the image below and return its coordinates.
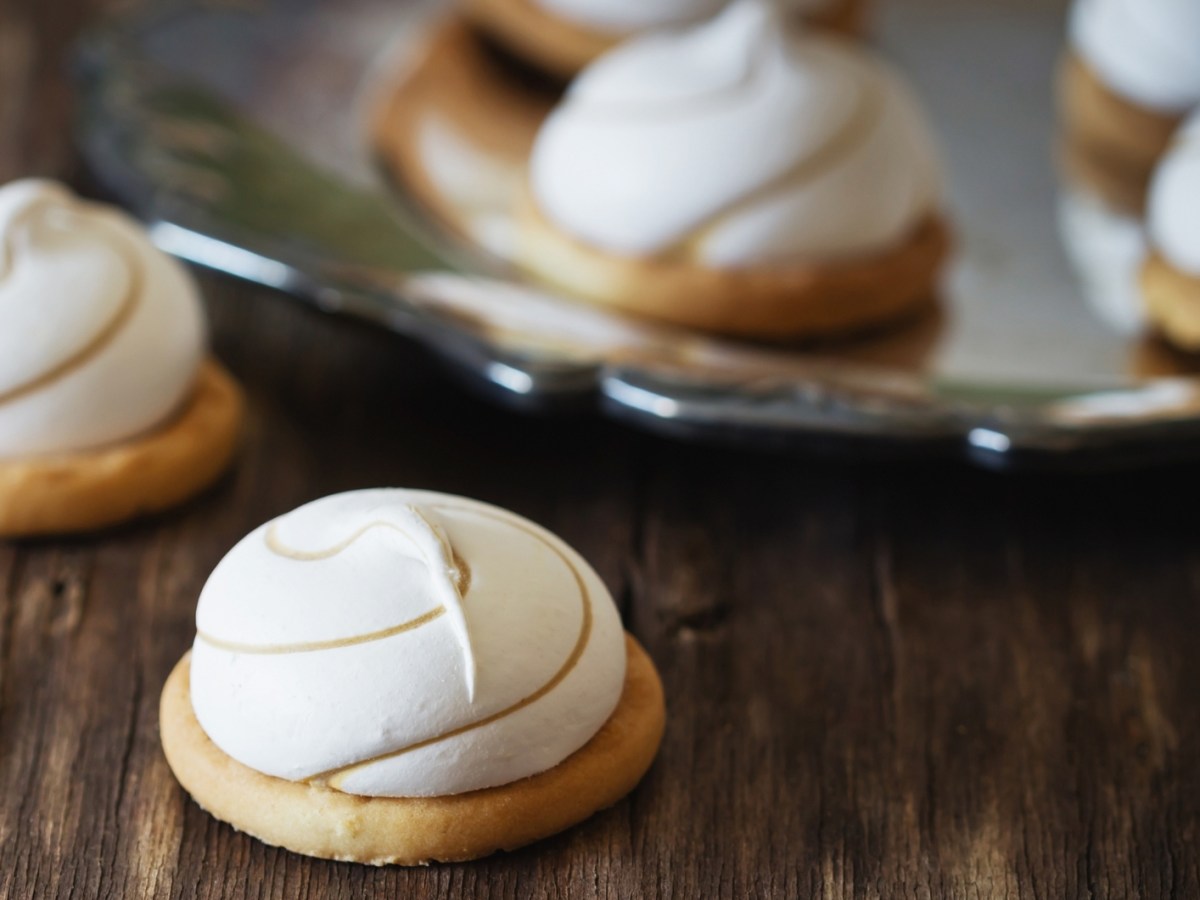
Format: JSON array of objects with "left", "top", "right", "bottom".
[
  {"left": 303, "top": 511, "right": 595, "bottom": 790},
  {"left": 197, "top": 510, "right": 480, "bottom": 656},
  {"left": 528, "top": 0, "right": 942, "bottom": 265},
  {"left": 266, "top": 503, "right": 479, "bottom": 697},
  {"left": 0, "top": 179, "right": 208, "bottom": 461},
  {"left": 676, "top": 70, "right": 884, "bottom": 259},
  {"left": 264, "top": 515, "right": 472, "bottom": 593},
  {"left": 195, "top": 536, "right": 474, "bottom": 656},
  {"left": 0, "top": 219, "right": 143, "bottom": 408},
  {"left": 189, "top": 490, "right": 628, "bottom": 798},
  {"left": 196, "top": 606, "right": 449, "bottom": 656}
]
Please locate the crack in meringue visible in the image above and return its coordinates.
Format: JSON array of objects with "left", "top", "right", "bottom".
[
  {"left": 308, "top": 512, "right": 593, "bottom": 790},
  {"left": 262, "top": 504, "right": 477, "bottom": 699}
]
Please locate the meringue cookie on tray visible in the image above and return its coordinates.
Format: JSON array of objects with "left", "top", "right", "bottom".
[
  {"left": 464, "top": 0, "right": 868, "bottom": 80},
  {"left": 0, "top": 179, "right": 244, "bottom": 538},
  {"left": 160, "top": 489, "right": 665, "bottom": 865},
  {"left": 1058, "top": 0, "right": 1200, "bottom": 213},
  {"left": 515, "top": 0, "right": 951, "bottom": 340}
]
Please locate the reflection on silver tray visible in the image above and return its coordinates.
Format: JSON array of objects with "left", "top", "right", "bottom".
[{"left": 74, "top": 0, "right": 1200, "bottom": 468}]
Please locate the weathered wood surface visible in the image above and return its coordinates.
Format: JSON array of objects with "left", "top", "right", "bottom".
[{"left": 1, "top": 3, "right": 1198, "bottom": 897}]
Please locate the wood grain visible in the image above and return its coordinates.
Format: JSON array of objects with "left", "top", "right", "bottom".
[{"left": 1, "top": 3, "right": 1199, "bottom": 898}]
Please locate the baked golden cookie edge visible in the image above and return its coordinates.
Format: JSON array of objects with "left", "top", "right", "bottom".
[
  {"left": 515, "top": 191, "right": 951, "bottom": 340},
  {"left": 161, "top": 632, "right": 666, "bottom": 865},
  {"left": 0, "top": 358, "right": 245, "bottom": 538}
]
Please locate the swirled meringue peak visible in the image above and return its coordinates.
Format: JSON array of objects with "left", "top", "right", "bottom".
[
  {"left": 0, "top": 179, "right": 205, "bottom": 459},
  {"left": 1070, "top": 0, "right": 1200, "bottom": 112},
  {"left": 529, "top": 0, "right": 942, "bottom": 265},
  {"left": 1148, "top": 111, "right": 1200, "bottom": 276},
  {"left": 189, "top": 489, "right": 627, "bottom": 798}
]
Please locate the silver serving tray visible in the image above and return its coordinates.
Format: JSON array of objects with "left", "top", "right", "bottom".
[{"left": 74, "top": 0, "right": 1200, "bottom": 468}]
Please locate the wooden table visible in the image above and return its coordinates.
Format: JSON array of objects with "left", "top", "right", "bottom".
[{"left": 2, "top": 4, "right": 1198, "bottom": 898}]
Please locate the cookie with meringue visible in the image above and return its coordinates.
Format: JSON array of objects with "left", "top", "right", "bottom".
[
  {"left": 514, "top": 0, "right": 950, "bottom": 340},
  {"left": 371, "top": 19, "right": 554, "bottom": 256},
  {"left": 159, "top": 489, "right": 665, "bottom": 865},
  {"left": 1058, "top": 0, "right": 1200, "bottom": 213},
  {"left": 1141, "top": 113, "right": 1200, "bottom": 349},
  {"left": 0, "top": 180, "right": 244, "bottom": 538},
  {"left": 464, "top": 0, "right": 867, "bottom": 81}
]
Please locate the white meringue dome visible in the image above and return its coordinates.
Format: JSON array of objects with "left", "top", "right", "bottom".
[
  {"left": 1070, "top": 0, "right": 1200, "bottom": 113},
  {"left": 1148, "top": 112, "right": 1200, "bottom": 277},
  {"left": 189, "top": 489, "right": 628, "bottom": 798},
  {"left": 0, "top": 180, "right": 206, "bottom": 459},
  {"left": 528, "top": 0, "right": 942, "bottom": 266}
]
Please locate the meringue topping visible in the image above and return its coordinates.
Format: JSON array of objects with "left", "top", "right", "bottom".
[
  {"left": 0, "top": 180, "right": 206, "bottom": 459},
  {"left": 263, "top": 501, "right": 477, "bottom": 699},
  {"left": 189, "top": 489, "right": 627, "bottom": 798},
  {"left": 1148, "top": 111, "right": 1200, "bottom": 277},
  {"left": 528, "top": 0, "right": 942, "bottom": 265},
  {"left": 1070, "top": 0, "right": 1200, "bottom": 113}
]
